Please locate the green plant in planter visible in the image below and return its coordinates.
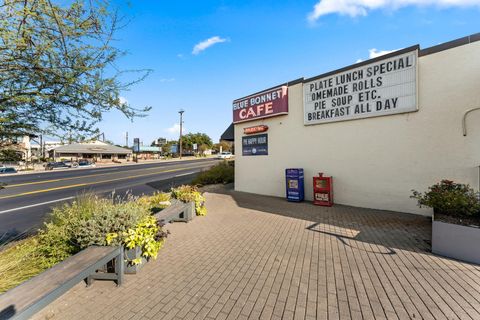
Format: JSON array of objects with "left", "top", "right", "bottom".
[
  {"left": 411, "top": 180, "right": 480, "bottom": 217},
  {"left": 106, "top": 216, "right": 168, "bottom": 265},
  {"left": 171, "top": 185, "right": 207, "bottom": 216},
  {"left": 137, "top": 192, "right": 171, "bottom": 213},
  {"left": 74, "top": 198, "right": 150, "bottom": 249}
]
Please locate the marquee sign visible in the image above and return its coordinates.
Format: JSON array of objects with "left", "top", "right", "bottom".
[
  {"left": 233, "top": 86, "right": 288, "bottom": 123},
  {"left": 304, "top": 48, "right": 418, "bottom": 125},
  {"left": 244, "top": 125, "right": 268, "bottom": 135}
]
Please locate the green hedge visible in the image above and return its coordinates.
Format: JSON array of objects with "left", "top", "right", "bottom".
[{"left": 192, "top": 161, "right": 234, "bottom": 186}]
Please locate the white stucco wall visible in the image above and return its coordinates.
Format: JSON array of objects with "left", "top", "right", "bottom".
[{"left": 235, "top": 41, "right": 480, "bottom": 216}]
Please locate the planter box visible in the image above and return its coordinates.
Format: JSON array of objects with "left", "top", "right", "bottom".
[
  {"left": 432, "top": 220, "right": 480, "bottom": 265},
  {"left": 124, "top": 247, "right": 147, "bottom": 274},
  {"left": 171, "top": 200, "right": 195, "bottom": 222}
]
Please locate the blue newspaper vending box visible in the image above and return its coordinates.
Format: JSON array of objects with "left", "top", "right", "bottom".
[{"left": 285, "top": 168, "right": 304, "bottom": 202}]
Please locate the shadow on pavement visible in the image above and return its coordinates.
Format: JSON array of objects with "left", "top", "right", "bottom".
[
  {"left": 207, "top": 184, "right": 432, "bottom": 254},
  {"left": 0, "top": 305, "right": 15, "bottom": 319}
]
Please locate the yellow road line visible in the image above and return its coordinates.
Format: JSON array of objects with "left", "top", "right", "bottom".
[
  {"left": 4, "top": 179, "right": 63, "bottom": 188},
  {"left": 0, "top": 165, "right": 208, "bottom": 200},
  {"left": 4, "top": 161, "right": 212, "bottom": 188}
]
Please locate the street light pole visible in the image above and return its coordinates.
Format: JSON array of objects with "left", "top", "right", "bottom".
[{"left": 179, "top": 109, "right": 184, "bottom": 159}]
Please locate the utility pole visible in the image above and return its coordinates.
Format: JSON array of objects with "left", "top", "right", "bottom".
[
  {"left": 178, "top": 109, "right": 184, "bottom": 159},
  {"left": 39, "top": 134, "right": 43, "bottom": 158},
  {"left": 125, "top": 131, "right": 129, "bottom": 147}
]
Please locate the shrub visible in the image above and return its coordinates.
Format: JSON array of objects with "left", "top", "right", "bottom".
[
  {"left": 36, "top": 194, "right": 102, "bottom": 265},
  {"left": 137, "top": 192, "right": 171, "bottom": 213},
  {"left": 74, "top": 199, "right": 150, "bottom": 249},
  {"left": 192, "top": 161, "right": 234, "bottom": 186},
  {"left": 107, "top": 216, "right": 168, "bottom": 265},
  {"left": 37, "top": 193, "right": 152, "bottom": 264},
  {"left": 171, "top": 185, "right": 207, "bottom": 216},
  {"left": 0, "top": 192, "right": 170, "bottom": 292},
  {"left": 411, "top": 180, "right": 480, "bottom": 217}
]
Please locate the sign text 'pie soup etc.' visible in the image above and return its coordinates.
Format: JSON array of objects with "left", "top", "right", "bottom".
[
  {"left": 304, "top": 49, "right": 418, "bottom": 125},
  {"left": 233, "top": 86, "right": 288, "bottom": 123}
]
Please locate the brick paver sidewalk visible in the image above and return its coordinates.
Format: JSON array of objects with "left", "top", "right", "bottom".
[{"left": 34, "top": 187, "right": 480, "bottom": 320}]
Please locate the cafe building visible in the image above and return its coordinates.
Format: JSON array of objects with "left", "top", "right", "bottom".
[{"left": 233, "top": 33, "right": 480, "bottom": 216}]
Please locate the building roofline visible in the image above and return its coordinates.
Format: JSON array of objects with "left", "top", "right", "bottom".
[
  {"left": 303, "top": 45, "right": 419, "bottom": 83},
  {"left": 419, "top": 32, "right": 480, "bottom": 56}
]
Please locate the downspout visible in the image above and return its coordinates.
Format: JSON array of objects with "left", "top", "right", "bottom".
[
  {"left": 462, "top": 107, "right": 480, "bottom": 136},
  {"left": 461, "top": 107, "right": 480, "bottom": 191}
]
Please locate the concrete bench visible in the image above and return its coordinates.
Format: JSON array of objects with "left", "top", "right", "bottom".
[
  {"left": 0, "top": 245, "right": 123, "bottom": 320},
  {"left": 154, "top": 200, "right": 195, "bottom": 224}
]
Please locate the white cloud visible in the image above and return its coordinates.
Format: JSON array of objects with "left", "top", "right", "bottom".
[
  {"left": 308, "top": 0, "right": 480, "bottom": 22},
  {"left": 355, "top": 48, "right": 400, "bottom": 63},
  {"left": 165, "top": 123, "right": 187, "bottom": 136},
  {"left": 368, "top": 48, "right": 399, "bottom": 58},
  {"left": 192, "top": 36, "right": 227, "bottom": 55}
]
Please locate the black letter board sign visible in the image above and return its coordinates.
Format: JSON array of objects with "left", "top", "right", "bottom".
[{"left": 242, "top": 133, "right": 268, "bottom": 156}]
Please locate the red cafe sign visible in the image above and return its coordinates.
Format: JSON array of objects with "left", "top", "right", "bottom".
[
  {"left": 233, "top": 86, "right": 288, "bottom": 123},
  {"left": 244, "top": 125, "right": 268, "bottom": 135}
]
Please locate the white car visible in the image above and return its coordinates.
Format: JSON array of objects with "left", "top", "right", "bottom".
[{"left": 217, "top": 152, "right": 233, "bottom": 159}]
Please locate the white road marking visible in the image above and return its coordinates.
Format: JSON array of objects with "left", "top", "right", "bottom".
[
  {"left": 175, "top": 172, "right": 197, "bottom": 177},
  {"left": 0, "top": 196, "right": 75, "bottom": 215}
]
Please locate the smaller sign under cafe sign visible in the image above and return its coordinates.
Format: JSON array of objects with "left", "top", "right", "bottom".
[{"left": 244, "top": 125, "right": 268, "bottom": 135}]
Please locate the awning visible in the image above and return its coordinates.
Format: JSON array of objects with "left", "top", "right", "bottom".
[{"left": 220, "top": 123, "right": 234, "bottom": 141}]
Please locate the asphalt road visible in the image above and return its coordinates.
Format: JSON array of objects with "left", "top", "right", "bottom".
[{"left": 0, "top": 158, "right": 218, "bottom": 240}]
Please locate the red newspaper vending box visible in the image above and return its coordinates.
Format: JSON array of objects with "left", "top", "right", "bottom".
[{"left": 313, "top": 173, "right": 333, "bottom": 206}]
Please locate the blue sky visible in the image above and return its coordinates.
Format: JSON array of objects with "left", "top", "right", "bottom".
[{"left": 98, "top": 0, "right": 480, "bottom": 146}]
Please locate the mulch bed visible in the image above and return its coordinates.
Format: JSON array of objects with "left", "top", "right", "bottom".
[{"left": 434, "top": 213, "right": 480, "bottom": 228}]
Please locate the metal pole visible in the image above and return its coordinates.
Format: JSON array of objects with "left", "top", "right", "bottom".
[
  {"left": 179, "top": 109, "right": 184, "bottom": 159},
  {"left": 39, "top": 134, "right": 43, "bottom": 158}
]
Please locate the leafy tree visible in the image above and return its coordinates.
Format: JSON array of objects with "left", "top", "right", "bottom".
[
  {"left": 0, "top": 149, "right": 22, "bottom": 162},
  {"left": 0, "top": 0, "right": 151, "bottom": 147},
  {"left": 198, "top": 143, "right": 209, "bottom": 155},
  {"left": 213, "top": 141, "right": 231, "bottom": 153},
  {"left": 161, "top": 140, "right": 177, "bottom": 155},
  {"left": 181, "top": 133, "right": 212, "bottom": 152}
]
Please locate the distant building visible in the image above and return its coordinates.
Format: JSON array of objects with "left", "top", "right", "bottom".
[
  {"left": 30, "top": 140, "right": 64, "bottom": 159},
  {"left": 1, "top": 135, "right": 35, "bottom": 162},
  {"left": 133, "top": 145, "right": 162, "bottom": 160},
  {"left": 51, "top": 141, "right": 132, "bottom": 162}
]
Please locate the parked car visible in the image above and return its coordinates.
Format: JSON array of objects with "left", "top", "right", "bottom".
[
  {"left": 217, "top": 152, "right": 233, "bottom": 159},
  {"left": 78, "top": 160, "right": 95, "bottom": 168},
  {"left": 0, "top": 167, "right": 17, "bottom": 174},
  {"left": 45, "top": 162, "right": 70, "bottom": 170},
  {"left": 62, "top": 160, "right": 80, "bottom": 168}
]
